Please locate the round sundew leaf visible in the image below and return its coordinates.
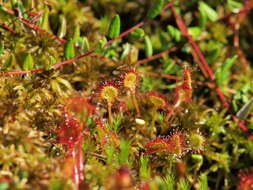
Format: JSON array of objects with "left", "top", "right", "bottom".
[
  {"left": 124, "top": 72, "right": 137, "bottom": 90},
  {"left": 101, "top": 85, "right": 119, "bottom": 103},
  {"left": 149, "top": 95, "right": 166, "bottom": 109},
  {"left": 188, "top": 132, "right": 205, "bottom": 151}
]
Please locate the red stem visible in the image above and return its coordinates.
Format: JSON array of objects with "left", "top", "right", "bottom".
[
  {"left": 169, "top": 3, "right": 250, "bottom": 131},
  {"left": 169, "top": 5, "right": 215, "bottom": 81},
  {"left": 18, "top": 17, "right": 67, "bottom": 44},
  {"left": 0, "top": 22, "right": 16, "bottom": 33},
  {"left": 136, "top": 47, "right": 177, "bottom": 65},
  {"left": 3, "top": 6, "right": 67, "bottom": 44}
]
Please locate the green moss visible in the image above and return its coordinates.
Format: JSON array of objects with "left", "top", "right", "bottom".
[{"left": 0, "top": 0, "right": 253, "bottom": 189}]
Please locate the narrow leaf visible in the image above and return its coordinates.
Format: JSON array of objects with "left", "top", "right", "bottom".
[
  {"left": 0, "top": 42, "right": 4, "bottom": 56},
  {"left": 216, "top": 55, "right": 237, "bottom": 86},
  {"left": 57, "top": 15, "right": 67, "bottom": 38},
  {"left": 119, "top": 140, "right": 130, "bottom": 165},
  {"left": 199, "top": 2, "right": 218, "bottom": 22},
  {"left": 144, "top": 35, "right": 153, "bottom": 57},
  {"left": 73, "top": 25, "right": 80, "bottom": 44},
  {"left": 130, "top": 28, "right": 145, "bottom": 40},
  {"left": 199, "top": 173, "right": 208, "bottom": 190},
  {"left": 22, "top": 53, "right": 34, "bottom": 71},
  {"left": 167, "top": 25, "right": 181, "bottom": 41},
  {"left": 64, "top": 39, "right": 75, "bottom": 60},
  {"left": 2, "top": 54, "right": 14, "bottom": 71},
  {"left": 77, "top": 37, "right": 90, "bottom": 51},
  {"left": 107, "top": 14, "right": 121, "bottom": 39},
  {"left": 147, "top": 0, "right": 164, "bottom": 19}
]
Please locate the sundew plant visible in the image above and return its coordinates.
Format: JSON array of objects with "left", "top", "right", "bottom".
[{"left": 0, "top": 0, "right": 253, "bottom": 190}]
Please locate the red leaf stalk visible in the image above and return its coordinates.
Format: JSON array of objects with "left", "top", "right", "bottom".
[
  {"left": 136, "top": 47, "right": 177, "bottom": 65},
  {"left": 58, "top": 112, "right": 85, "bottom": 188}
]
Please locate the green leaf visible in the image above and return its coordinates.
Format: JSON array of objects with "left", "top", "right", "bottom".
[
  {"left": 0, "top": 42, "right": 4, "bottom": 56},
  {"left": 216, "top": 55, "right": 237, "bottom": 86},
  {"left": 107, "top": 14, "right": 121, "bottom": 39},
  {"left": 95, "top": 37, "right": 107, "bottom": 54},
  {"left": 50, "top": 180, "right": 64, "bottom": 190},
  {"left": 227, "top": 0, "right": 242, "bottom": 13},
  {"left": 130, "top": 28, "right": 145, "bottom": 40},
  {"left": 199, "top": 2, "right": 218, "bottom": 22},
  {"left": 144, "top": 35, "right": 153, "bottom": 57},
  {"left": 57, "top": 15, "right": 67, "bottom": 38},
  {"left": 188, "top": 27, "right": 202, "bottom": 40},
  {"left": 77, "top": 37, "right": 90, "bottom": 51},
  {"left": 199, "top": 173, "right": 208, "bottom": 190},
  {"left": 167, "top": 25, "right": 181, "bottom": 42},
  {"left": 45, "top": 56, "right": 56, "bottom": 70},
  {"left": 23, "top": 53, "right": 34, "bottom": 71},
  {"left": 0, "top": 183, "right": 9, "bottom": 190},
  {"left": 64, "top": 39, "right": 75, "bottom": 60},
  {"left": 1, "top": 54, "right": 14, "bottom": 71},
  {"left": 105, "top": 146, "right": 114, "bottom": 164},
  {"left": 140, "top": 156, "right": 150, "bottom": 179},
  {"left": 164, "top": 174, "right": 175, "bottom": 190},
  {"left": 178, "top": 179, "right": 191, "bottom": 190},
  {"left": 147, "top": 0, "right": 164, "bottom": 19},
  {"left": 73, "top": 25, "right": 80, "bottom": 44},
  {"left": 236, "top": 98, "right": 253, "bottom": 120},
  {"left": 118, "top": 140, "right": 130, "bottom": 165}
]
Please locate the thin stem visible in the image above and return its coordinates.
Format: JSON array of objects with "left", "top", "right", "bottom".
[
  {"left": 136, "top": 47, "right": 177, "bottom": 65},
  {"left": 169, "top": 4, "right": 232, "bottom": 110},
  {"left": 151, "top": 107, "right": 157, "bottom": 129},
  {"left": 108, "top": 101, "right": 113, "bottom": 125},
  {"left": 0, "top": 21, "right": 16, "bottom": 33},
  {"left": 131, "top": 90, "right": 141, "bottom": 116}
]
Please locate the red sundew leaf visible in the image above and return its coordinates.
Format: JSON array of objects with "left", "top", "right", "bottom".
[
  {"left": 144, "top": 137, "right": 170, "bottom": 155},
  {"left": 57, "top": 112, "right": 83, "bottom": 149},
  {"left": 167, "top": 131, "right": 189, "bottom": 157},
  {"left": 144, "top": 131, "right": 189, "bottom": 158}
]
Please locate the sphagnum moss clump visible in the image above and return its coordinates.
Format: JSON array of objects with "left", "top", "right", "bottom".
[{"left": 0, "top": 0, "right": 253, "bottom": 190}]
